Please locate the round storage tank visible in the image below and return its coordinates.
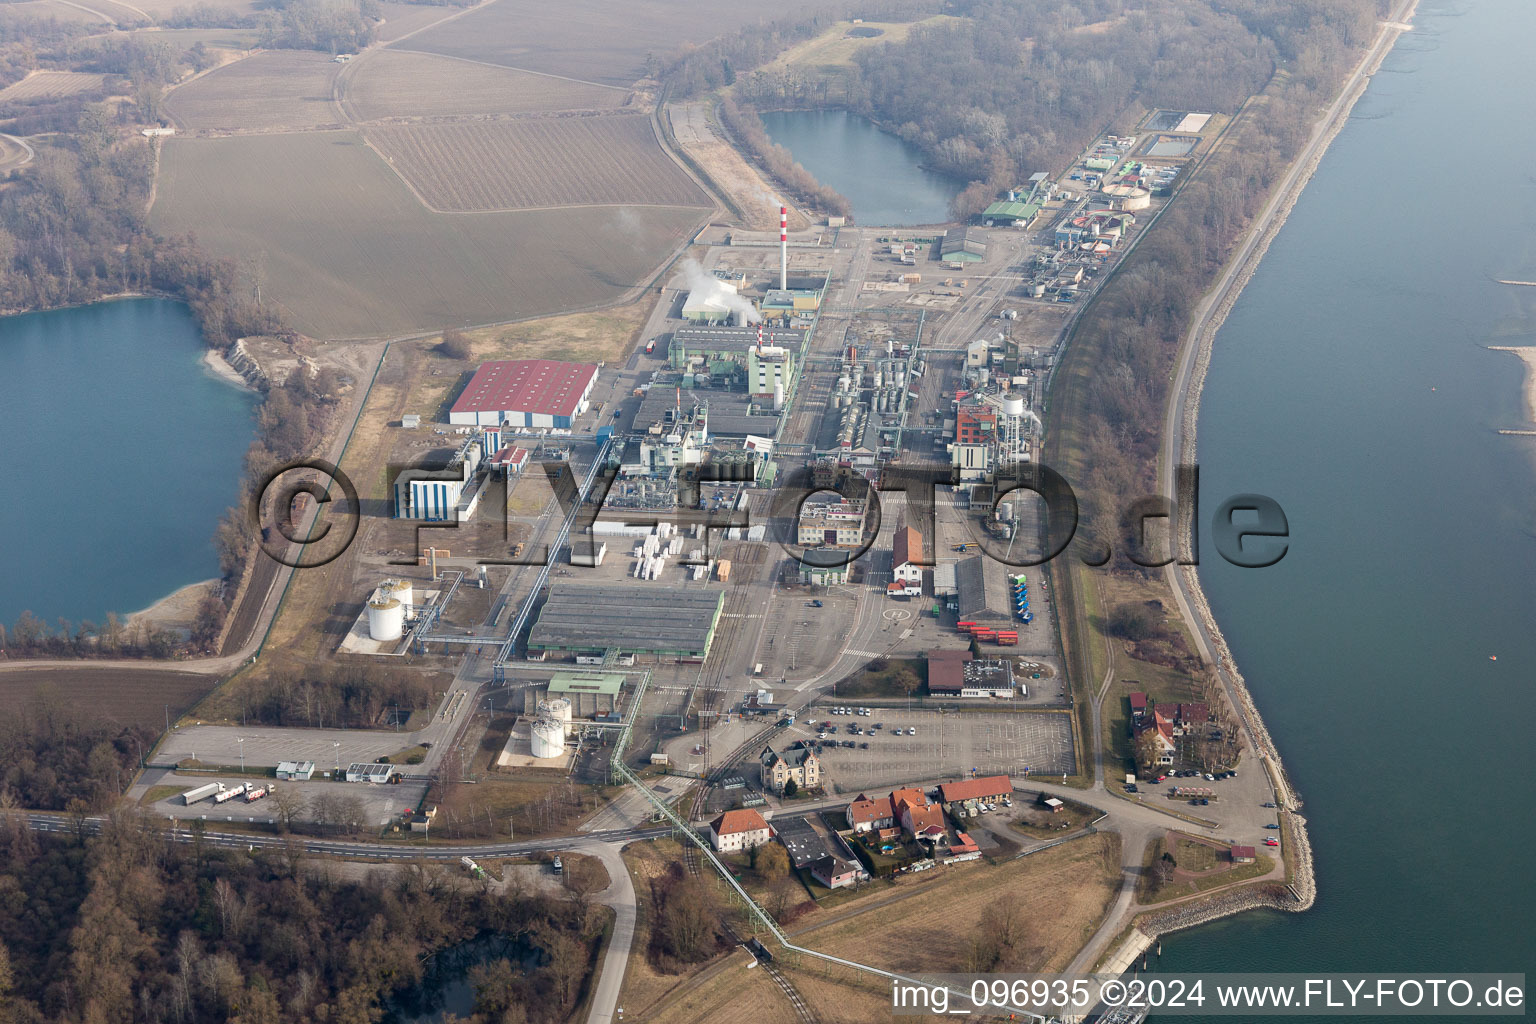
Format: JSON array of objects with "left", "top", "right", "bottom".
[
  {"left": 1002, "top": 393, "right": 1026, "bottom": 418},
  {"left": 538, "top": 698, "right": 574, "bottom": 736},
  {"left": 367, "top": 598, "right": 404, "bottom": 641},
  {"left": 531, "top": 716, "right": 565, "bottom": 759},
  {"left": 385, "top": 578, "right": 413, "bottom": 615}
]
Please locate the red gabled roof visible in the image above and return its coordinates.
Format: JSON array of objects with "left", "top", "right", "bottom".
[
  {"left": 450, "top": 359, "right": 598, "bottom": 419},
  {"left": 890, "top": 787, "right": 928, "bottom": 820},
  {"left": 710, "top": 808, "right": 770, "bottom": 837},
  {"left": 939, "top": 775, "right": 1012, "bottom": 804},
  {"left": 847, "top": 795, "right": 894, "bottom": 825},
  {"left": 893, "top": 525, "right": 923, "bottom": 569},
  {"left": 906, "top": 804, "right": 946, "bottom": 836},
  {"left": 1128, "top": 691, "right": 1148, "bottom": 711},
  {"left": 1230, "top": 845, "right": 1256, "bottom": 860}
]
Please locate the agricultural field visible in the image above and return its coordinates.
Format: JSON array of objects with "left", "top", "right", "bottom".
[
  {"left": 797, "top": 833, "right": 1121, "bottom": 974},
  {"left": 406, "top": 0, "right": 836, "bottom": 86},
  {"left": 366, "top": 114, "right": 708, "bottom": 212},
  {"left": 123, "top": 0, "right": 261, "bottom": 20},
  {"left": 163, "top": 50, "right": 342, "bottom": 133},
  {"left": 370, "top": 1, "right": 462, "bottom": 43},
  {"left": 151, "top": 130, "right": 706, "bottom": 338},
  {"left": 0, "top": 667, "right": 214, "bottom": 730},
  {"left": 0, "top": 70, "right": 113, "bottom": 102},
  {"left": 0, "top": 0, "right": 114, "bottom": 24},
  {"left": 344, "top": 49, "right": 627, "bottom": 121},
  {"left": 761, "top": 16, "right": 960, "bottom": 80}
]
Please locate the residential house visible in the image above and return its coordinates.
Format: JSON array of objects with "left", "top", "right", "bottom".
[
  {"left": 891, "top": 787, "right": 947, "bottom": 842},
  {"left": 845, "top": 793, "right": 896, "bottom": 833},
  {"left": 809, "top": 855, "right": 860, "bottom": 890},
  {"left": 708, "top": 809, "right": 773, "bottom": 853},
  {"left": 761, "top": 744, "right": 821, "bottom": 793},
  {"left": 1128, "top": 692, "right": 1148, "bottom": 719},
  {"left": 892, "top": 526, "right": 924, "bottom": 587},
  {"left": 1134, "top": 709, "right": 1176, "bottom": 765}
]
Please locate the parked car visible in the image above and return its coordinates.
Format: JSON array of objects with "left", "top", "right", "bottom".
[
  {"left": 1261, "top": 801, "right": 1277, "bottom": 808},
  {"left": 1125, "top": 784, "right": 1139, "bottom": 793},
  {"left": 1263, "top": 837, "right": 1280, "bottom": 847},
  {"left": 1264, "top": 824, "right": 1280, "bottom": 829},
  {"left": 860, "top": 742, "right": 869, "bottom": 749},
  {"left": 1204, "top": 774, "right": 1215, "bottom": 781}
]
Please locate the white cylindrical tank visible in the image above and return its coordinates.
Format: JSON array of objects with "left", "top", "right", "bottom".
[
  {"left": 538, "top": 698, "right": 573, "bottom": 736},
  {"left": 1002, "top": 393, "right": 1026, "bottom": 418},
  {"left": 385, "top": 578, "right": 413, "bottom": 615},
  {"left": 531, "top": 716, "right": 565, "bottom": 759},
  {"left": 773, "top": 383, "right": 784, "bottom": 411},
  {"left": 367, "top": 598, "right": 404, "bottom": 641}
]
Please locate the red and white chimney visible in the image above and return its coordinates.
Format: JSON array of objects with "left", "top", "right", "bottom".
[{"left": 780, "top": 205, "right": 788, "bottom": 291}]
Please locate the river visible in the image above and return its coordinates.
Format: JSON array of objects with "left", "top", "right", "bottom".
[
  {"left": 0, "top": 298, "right": 257, "bottom": 630},
  {"left": 1162, "top": 0, "right": 1536, "bottom": 1006},
  {"left": 758, "top": 109, "right": 961, "bottom": 226}
]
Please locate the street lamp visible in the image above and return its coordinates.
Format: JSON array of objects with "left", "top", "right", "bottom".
[
  {"left": 333, "top": 741, "right": 341, "bottom": 772},
  {"left": 237, "top": 737, "right": 245, "bottom": 775}
]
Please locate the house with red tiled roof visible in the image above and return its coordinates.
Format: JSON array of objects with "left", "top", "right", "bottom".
[
  {"left": 1134, "top": 709, "right": 1176, "bottom": 765},
  {"left": 708, "top": 809, "right": 773, "bottom": 853},
  {"left": 1173, "top": 703, "right": 1209, "bottom": 735},
  {"left": 939, "top": 775, "right": 1012, "bottom": 810},
  {"left": 949, "top": 831, "right": 980, "bottom": 856},
  {"left": 1229, "top": 845, "right": 1256, "bottom": 864},
  {"left": 845, "top": 793, "right": 895, "bottom": 833},
  {"left": 890, "top": 787, "right": 947, "bottom": 841},
  {"left": 1128, "top": 691, "right": 1148, "bottom": 718},
  {"left": 892, "top": 526, "right": 924, "bottom": 586}
]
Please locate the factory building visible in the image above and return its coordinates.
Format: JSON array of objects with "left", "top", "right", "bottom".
[
  {"left": 682, "top": 283, "right": 739, "bottom": 323},
  {"left": 800, "top": 549, "right": 852, "bottom": 586},
  {"left": 760, "top": 288, "right": 822, "bottom": 315},
  {"left": 798, "top": 496, "right": 870, "bottom": 548},
  {"left": 956, "top": 405, "right": 996, "bottom": 445},
  {"left": 980, "top": 201, "right": 1040, "bottom": 227},
  {"left": 668, "top": 325, "right": 802, "bottom": 398},
  {"left": 392, "top": 430, "right": 488, "bottom": 522},
  {"left": 956, "top": 554, "right": 1008, "bottom": 621},
  {"left": 520, "top": 672, "right": 624, "bottom": 717},
  {"left": 526, "top": 584, "right": 724, "bottom": 661},
  {"left": 448, "top": 359, "right": 599, "bottom": 429},
  {"left": 939, "top": 227, "right": 987, "bottom": 264}
]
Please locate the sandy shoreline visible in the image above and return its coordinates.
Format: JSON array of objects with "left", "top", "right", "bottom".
[
  {"left": 126, "top": 578, "right": 218, "bottom": 634},
  {"left": 1488, "top": 346, "right": 1536, "bottom": 424}
]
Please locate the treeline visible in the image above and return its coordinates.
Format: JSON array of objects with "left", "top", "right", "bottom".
[
  {"left": 1044, "top": 0, "right": 1387, "bottom": 568},
  {"left": 0, "top": 810, "right": 607, "bottom": 1023},
  {"left": 0, "top": 611, "right": 181, "bottom": 660},
  {"left": 254, "top": 0, "right": 380, "bottom": 53},
  {"left": 0, "top": 697, "right": 155, "bottom": 811},
  {"left": 231, "top": 663, "right": 438, "bottom": 730},
  {"left": 717, "top": 96, "right": 851, "bottom": 218}
]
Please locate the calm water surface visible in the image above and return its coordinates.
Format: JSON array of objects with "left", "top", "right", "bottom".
[
  {"left": 0, "top": 298, "right": 256, "bottom": 628},
  {"left": 759, "top": 109, "right": 962, "bottom": 226},
  {"left": 1164, "top": 0, "right": 1536, "bottom": 1006}
]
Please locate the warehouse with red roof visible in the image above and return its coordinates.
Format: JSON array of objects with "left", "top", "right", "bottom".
[{"left": 448, "top": 359, "right": 599, "bottom": 429}]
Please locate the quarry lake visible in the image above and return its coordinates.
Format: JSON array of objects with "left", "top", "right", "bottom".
[
  {"left": 1160, "top": 0, "right": 1536, "bottom": 1008},
  {"left": 0, "top": 298, "right": 256, "bottom": 631},
  {"left": 759, "top": 109, "right": 961, "bottom": 226}
]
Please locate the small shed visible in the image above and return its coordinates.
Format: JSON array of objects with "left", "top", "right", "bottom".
[
  {"left": 401, "top": 414, "right": 421, "bottom": 429},
  {"left": 1230, "top": 845, "right": 1256, "bottom": 864}
]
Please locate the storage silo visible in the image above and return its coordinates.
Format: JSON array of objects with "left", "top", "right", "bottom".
[
  {"left": 538, "top": 698, "right": 573, "bottom": 737},
  {"left": 367, "top": 597, "right": 404, "bottom": 641},
  {"left": 385, "top": 578, "right": 413, "bottom": 615},
  {"left": 1002, "top": 393, "right": 1026, "bottom": 418},
  {"left": 530, "top": 716, "right": 565, "bottom": 759}
]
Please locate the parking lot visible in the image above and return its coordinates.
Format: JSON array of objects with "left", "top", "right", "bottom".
[
  {"left": 141, "top": 770, "right": 430, "bottom": 829},
  {"left": 788, "top": 707, "right": 1074, "bottom": 793}
]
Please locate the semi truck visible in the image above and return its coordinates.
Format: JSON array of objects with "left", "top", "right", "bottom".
[
  {"left": 213, "top": 784, "right": 247, "bottom": 805},
  {"left": 244, "top": 786, "right": 269, "bottom": 803},
  {"left": 182, "top": 783, "right": 224, "bottom": 805}
]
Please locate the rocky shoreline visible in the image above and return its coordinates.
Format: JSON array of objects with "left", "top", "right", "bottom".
[{"left": 1142, "top": 2, "right": 1420, "bottom": 949}]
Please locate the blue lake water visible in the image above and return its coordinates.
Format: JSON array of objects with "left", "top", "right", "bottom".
[
  {"left": 0, "top": 298, "right": 257, "bottom": 629},
  {"left": 759, "top": 108, "right": 962, "bottom": 226}
]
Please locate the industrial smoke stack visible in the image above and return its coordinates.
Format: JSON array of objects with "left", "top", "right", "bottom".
[{"left": 780, "top": 206, "right": 788, "bottom": 291}]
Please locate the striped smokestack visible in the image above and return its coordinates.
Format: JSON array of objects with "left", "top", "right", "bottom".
[{"left": 780, "top": 205, "right": 788, "bottom": 291}]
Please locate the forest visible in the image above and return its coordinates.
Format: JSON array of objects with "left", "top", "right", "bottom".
[{"left": 0, "top": 808, "right": 607, "bottom": 1023}]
